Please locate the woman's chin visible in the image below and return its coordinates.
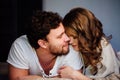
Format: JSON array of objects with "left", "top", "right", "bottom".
[{"left": 72, "top": 45, "right": 79, "bottom": 51}]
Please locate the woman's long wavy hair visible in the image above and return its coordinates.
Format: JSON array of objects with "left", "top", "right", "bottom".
[{"left": 63, "top": 7, "right": 105, "bottom": 74}]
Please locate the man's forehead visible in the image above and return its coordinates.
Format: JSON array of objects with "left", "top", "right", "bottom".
[{"left": 48, "top": 23, "right": 64, "bottom": 37}]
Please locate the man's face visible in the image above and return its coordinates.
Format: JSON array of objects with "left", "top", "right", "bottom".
[{"left": 46, "top": 23, "right": 70, "bottom": 56}]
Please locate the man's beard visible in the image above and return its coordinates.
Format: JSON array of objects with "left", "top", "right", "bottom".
[{"left": 49, "top": 45, "right": 69, "bottom": 56}]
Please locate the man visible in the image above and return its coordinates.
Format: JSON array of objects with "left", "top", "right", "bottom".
[{"left": 7, "top": 10, "right": 83, "bottom": 80}]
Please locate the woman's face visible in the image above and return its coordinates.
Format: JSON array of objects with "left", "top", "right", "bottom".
[
  {"left": 69, "top": 36, "right": 79, "bottom": 51},
  {"left": 66, "top": 28, "right": 79, "bottom": 51}
]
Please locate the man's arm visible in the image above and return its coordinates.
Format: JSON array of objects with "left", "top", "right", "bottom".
[{"left": 8, "top": 64, "right": 42, "bottom": 80}]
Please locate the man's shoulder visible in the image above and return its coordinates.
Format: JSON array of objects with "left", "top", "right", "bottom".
[
  {"left": 15, "top": 35, "right": 27, "bottom": 42},
  {"left": 13, "top": 35, "right": 29, "bottom": 45},
  {"left": 11, "top": 35, "right": 33, "bottom": 52}
]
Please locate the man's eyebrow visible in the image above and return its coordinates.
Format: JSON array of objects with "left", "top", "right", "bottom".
[{"left": 57, "top": 31, "right": 64, "bottom": 38}]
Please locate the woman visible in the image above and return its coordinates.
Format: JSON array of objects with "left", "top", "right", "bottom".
[{"left": 58, "top": 7, "right": 120, "bottom": 80}]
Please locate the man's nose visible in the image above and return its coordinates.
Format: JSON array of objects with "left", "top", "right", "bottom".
[
  {"left": 69, "top": 37, "right": 73, "bottom": 45},
  {"left": 69, "top": 39, "right": 73, "bottom": 45},
  {"left": 65, "top": 34, "right": 70, "bottom": 42}
]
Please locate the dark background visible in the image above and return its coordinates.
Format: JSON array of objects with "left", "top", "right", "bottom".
[{"left": 0, "top": 0, "right": 42, "bottom": 62}]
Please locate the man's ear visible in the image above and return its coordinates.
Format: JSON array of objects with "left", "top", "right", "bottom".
[{"left": 38, "top": 39, "right": 47, "bottom": 48}]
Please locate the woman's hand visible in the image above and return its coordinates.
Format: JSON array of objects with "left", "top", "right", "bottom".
[
  {"left": 58, "top": 66, "right": 75, "bottom": 78},
  {"left": 58, "top": 66, "right": 91, "bottom": 80}
]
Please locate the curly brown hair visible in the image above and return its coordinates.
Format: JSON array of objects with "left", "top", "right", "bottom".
[
  {"left": 63, "top": 7, "right": 105, "bottom": 74},
  {"left": 26, "top": 10, "right": 62, "bottom": 49}
]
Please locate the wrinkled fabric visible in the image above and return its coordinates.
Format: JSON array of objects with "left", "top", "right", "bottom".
[
  {"left": 93, "top": 73, "right": 120, "bottom": 80},
  {"left": 85, "top": 37, "right": 120, "bottom": 78}
]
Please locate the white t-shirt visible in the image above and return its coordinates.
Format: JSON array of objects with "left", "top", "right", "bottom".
[
  {"left": 85, "top": 37, "right": 120, "bottom": 78},
  {"left": 7, "top": 35, "right": 83, "bottom": 77}
]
